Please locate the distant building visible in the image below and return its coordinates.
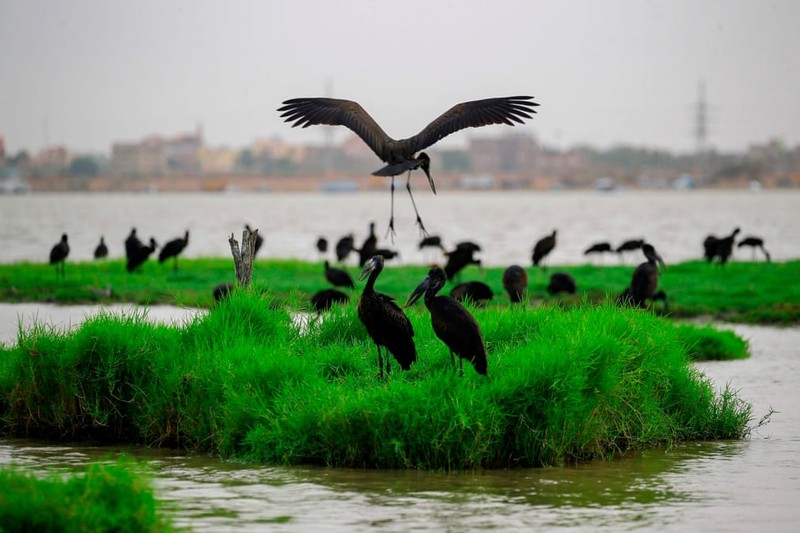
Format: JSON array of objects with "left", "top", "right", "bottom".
[
  {"left": 109, "top": 127, "right": 203, "bottom": 177},
  {"left": 32, "top": 145, "right": 70, "bottom": 177},
  {"left": 468, "top": 132, "right": 540, "bottom": 174}
]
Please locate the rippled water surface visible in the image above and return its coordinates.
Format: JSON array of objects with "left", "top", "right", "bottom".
[
  {"left": 1, "top": 190, "right": 798, "bottom": 266},
  {"left": 1, "top": 316, "right": 798, "bottom": 531}
]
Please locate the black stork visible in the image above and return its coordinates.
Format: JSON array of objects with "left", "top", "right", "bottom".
[
  {"left": 94, "top": 236, "right": 109, "bottom": 259},
  {"left": 532, "top": 230, "right": 557, "bottom": 269},
  {"left": 335, "top": 233, "right": 356, "bottom": 263},
  {"left": 547, "top": 272, "right": 577, "bottom": 295},
  {"left": 278, "top": 96, "right": 539, "bottom": 235},
  {"left": 443, "top": 243, "right": 482, "bottom": 281},
  {"left": 406, "top": 266, "right": 487, "bottom": 376},
  {"left": 450, "top": 281, "right": 494, "bottom": 306},
  {"left": 616, "top": 239, "right": 644, "bottom": 263},
  {"left": 502, "top": 265, "right": 528, "bottom": 303},
  {"left": 127, "top": 238, "right": 158, "bottom": 273},
  {"left": 618, "top": 243, "right": 668, "bottom": 310},
  {"left": 358, "top": 255, "right": 417, "bottom": 378},
  {"left": 324, "top": 260, "right": 355, "bottom": 289},
  {"left": 737, "top": 235, "right": 771, "bottom": 262},
  {"left": 124, "top": 227, "right": 142, "bottom": 261},
  {"left": 158, "top": 230, "right": 189, "bottom": 271},
  {"left": 358, "top": 222, "right": 378, "bottom": 267},
  {"left": 49, "top": 233, "right": 70, "bottom": 278},
  {"left": 711, "top": 227, "right": 740, "bottom": 265},
  {"left": 311, "top": 288, "right": 350, "bottom": 313}
]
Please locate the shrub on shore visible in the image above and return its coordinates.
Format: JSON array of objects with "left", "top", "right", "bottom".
[{"left": 0, "top": 459, "right": 173, "bottom": 532}]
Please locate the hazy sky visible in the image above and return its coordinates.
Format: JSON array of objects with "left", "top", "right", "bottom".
[{"left": 1, "top": 0, "right": 798, "bottom": 155}]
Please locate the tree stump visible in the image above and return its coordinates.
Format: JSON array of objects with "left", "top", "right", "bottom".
[{"left": 228, "top": 227, "right": 260, "bottom": 288}]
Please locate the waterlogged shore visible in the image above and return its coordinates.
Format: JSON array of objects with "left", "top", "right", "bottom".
[
  {"left": 1, "top": 258, "right": 798, "bottom": 324},
  {"left": 0, "top": 292, "right": 751, "bottom": 470}
]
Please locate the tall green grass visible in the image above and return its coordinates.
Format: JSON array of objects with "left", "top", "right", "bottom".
[
  {"left": 1, "top": 258, "right": 798, "bottom": 324},
  {"left": 0, "top": 459, "right": 173, "bottom": 532},
  {"left": 0, "top": 291, "right": 751, "bottom": 469}
]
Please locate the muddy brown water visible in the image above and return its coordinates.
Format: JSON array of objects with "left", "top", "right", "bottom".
[{"left": 0, "top": 304, "right": 798, "bottom": 531}]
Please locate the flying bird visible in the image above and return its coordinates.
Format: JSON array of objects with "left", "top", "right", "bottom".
[{"left": 278, "top": 96, "right": 539, "bottom": 234}]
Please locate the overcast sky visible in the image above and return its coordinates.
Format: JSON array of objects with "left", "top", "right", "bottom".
[{"left": 1, "top": 0, "right": 798, "bottom": 155}]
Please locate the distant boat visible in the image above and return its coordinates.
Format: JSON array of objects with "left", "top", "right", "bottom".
[{"left": 321, "top": 181, "right": 358, "bottom": 192}]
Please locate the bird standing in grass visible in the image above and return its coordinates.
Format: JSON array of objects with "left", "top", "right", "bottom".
[
  {"left": 311, "top": 288, "right": 349, "bottom": 312},
  {"left": 49, "top": 233, "right": 70, "bottom": 278},
  {"left": 278, "top": 95, "right": 539, "bottom": 235},
  {"left": 547, "top": 272, "right": 577, "bottom": 295},
  {"left": 358, "top": 255, "right": 416, "bottom": 378},
  {"left": 158, "top": 230, "right": 189, "bottom": 271},
  {"left": 502, "top": 265, "right": 528, "bottom": 303},
  {"left": 127, "top": 238, "right": 158, "bottom": 273},
  {"left": 737, "top": 236, "right": 771, "bottom": 262},
  {"left": 94, "top": 236, "right": 108, "bottom": 259},
  {"left": 532, "top": 230, "right": 557, "bottom": 269},
  {"left": 618, "top": 243, "right": 667, "bottom": 310},
  {"left": 324, "top": 260, "right": 355, "bottom": 289},
  {"left": 406, "top": 267, "right": 487, "bottom": 376},
  {"left": 450, "top": 281, "right": 494, "bottom": 306}
]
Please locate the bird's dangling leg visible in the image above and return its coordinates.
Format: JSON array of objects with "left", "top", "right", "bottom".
[
  {"left": 377, "top": 346, "right": 385, "bottom": 379},
  {"left": 385, "top": 176, "right": 396, "bottom": 242},
  {"left": 405, "top": 171, "right": 429, "bottom": 237}
]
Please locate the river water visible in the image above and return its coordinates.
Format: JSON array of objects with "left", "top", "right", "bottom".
[
  {"left": 1, "top": 190, "right": 798, "bottom": 266},
  {"left": 0, "top": 304, "right": 799, "bottom": 531},
  {"left": 1, "top": 190, "right": 799, "bottom": 530}
]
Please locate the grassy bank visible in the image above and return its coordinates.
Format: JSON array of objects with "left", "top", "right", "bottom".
[
  {"left": 0, "top": 459, "right": 173, "bottom": 532},
  {"left": 0, "top": 291, "right": 751, "bottom": 469},
  {"left": 1, "top": 258, "right": 798, "bottom": 324}
]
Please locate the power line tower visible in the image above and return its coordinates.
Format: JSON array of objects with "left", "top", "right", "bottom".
[{"left": 695, "top": 80, "right": 708, "bottom": 154}]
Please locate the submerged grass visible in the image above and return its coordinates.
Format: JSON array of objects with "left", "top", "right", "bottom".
[
  {"left": 0, "top": 458, "right": 173, "bottom": 532},
  {"left": 0, "top": 291, "right": 752, "bottom": 470},
  {"left": 1, "top": 258, "right": 798, "bottom": 324}
]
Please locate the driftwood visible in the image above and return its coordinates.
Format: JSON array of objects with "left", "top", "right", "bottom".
[{"left": 228, "top": 227, "right": 260, "bottom": 288}]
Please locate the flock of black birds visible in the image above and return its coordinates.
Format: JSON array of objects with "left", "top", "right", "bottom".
[
  {"left": 41, "top": 92, "right": 774, "bottom": 379},
  {"left": 46, "top": 220, "right": 770, "bottom": 379}
]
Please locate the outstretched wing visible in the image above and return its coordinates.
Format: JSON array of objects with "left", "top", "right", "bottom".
[
  {"left": 407, "top": 96, "right": 539, "bottom": 153},
  {"left": 278, "top": 98, "right": 391, "bottom": 160}
]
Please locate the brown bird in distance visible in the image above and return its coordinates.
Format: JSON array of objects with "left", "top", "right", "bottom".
[{"left": 278, "top": 96, "right": 539, "bottom": 235}]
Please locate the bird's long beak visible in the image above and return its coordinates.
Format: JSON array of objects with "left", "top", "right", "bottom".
[
  {"left": 418, "top": 154, "right": 436, "bottom": 195},
  {"left": 404, "top": 276, "right": 431, "bottom": 308},
  {"left": 359, "top": 258, "right": 377, "bottom": 281}
]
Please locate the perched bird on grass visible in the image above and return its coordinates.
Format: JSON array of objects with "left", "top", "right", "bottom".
[
  {"left": 93, "top": 236, "right": 108, "bottom": 259},
  {"left": 618, "top": 243, "right": 668, "bottom": 311},
  {"left": 358, "top": 255, "right": 417, "bottom": 378},
  {"left": 450, "top": 281, "right": 494, "bottom": 306},
  {"left": 311, "top": 288, "right": 349, "bottom": 312},
  {"left": 127, "top": 238, "right": 158, "bottom": 273},
  {"left": 532, "top": 230, "right": 557, "bottom": 269},
  {"left": 158, "top": 230, "right": 189, "bottom": 271},
  {"left": 324, "top": 260, "right": 355, "bottom": 289},
  {"left": 502, "top": 265, "right": 528, "bottom": 303},
  {"left": 547, "top": 272, "right": 577, "bottom": 295},
  {"left": 737, "top": 235, "right": 771, "bottom": 262},
  {"left": 406, "top": 266, "right": 487, "bottom": 376},
  {"left": 49, "top": 233, "right": 70, "bottom": 278}
]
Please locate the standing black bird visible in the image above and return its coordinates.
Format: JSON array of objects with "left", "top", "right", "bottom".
[
  {"left": 324, "top": 260, "right": 355, "bottom": 289},
  {"left": 245, "top": 225, "right": 264, "bottom": 257},
  {"left": 418, "top": 235, "right": 445, "bottom": 251},
  {"left": 158, "top": 230, "right": 189, "bottom": 271},
  {"left": 406, "top": 267, "right": 487, "bottom": 376},
  {"left": 49, "top": 233, "right": 70, "bottom": 278},
  {"left": 278, "top": 96, "right": 539, "bottom": 234},
  {"left": 358, "top": 222, "right": 378, "bottom": 267},
  {"left": 532, "top": 230, "right": 557, "bottom": 268},
  {"left": 358, "top": 255, "right": 417, "bottom": 377},
  {"left": 502, "top": 265, "right": 528, "bottom": 303},
  {"left": 335, "top": 233, "right": 356, "bottom": 263},
  {"left": 124, "top": 227, "right": 143, "bottom": 261},
  {"left": 316, "top": 237, "right": 328, "bottom": 257},
  {"left": 127, "top": 238, "right": 158, "bottom": 273},
  {"left": 94, "top": 236, "right": 109, "bottom": 259},
  {"left": 547, "top": 272, "right": 577, "bottom": 295},
  {"left": 443, "top": 244, "right": 482, "bottom": 281},
  {"left": 584, "top": 241, "right": 613, "bottom": 260},
  {"left": 617, "top": 243, "right": 667, "bottom": 310},
  {"left": 450, "top": 281, "right": 494, "bottom": 306},
  {"left": 702, "top": 235, "right": 719, "bottom": 263},
  {"left": 213, "top": 282, "right": 234, "bottom": 302},
  {"left": 711, "top": 227, "right": 740, "bottom": 265},
  {"left": 737, "top": 236, "right": 771, "bottom": 262},
  {"left": 374, "top": 248, "right": 401, "bottom": 261},
  {"left": 311, "top": 288, "right": 350, "bottom": 313},
  {"left": 616, "top": 239, "right": 644, "bottom": 263}
]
